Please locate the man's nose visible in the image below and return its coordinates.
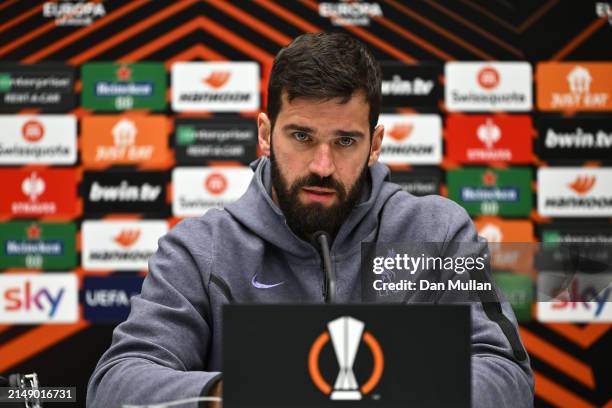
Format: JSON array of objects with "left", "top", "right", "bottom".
[{"left": 308, "top": 143, "right": 335, "bottom": 178}]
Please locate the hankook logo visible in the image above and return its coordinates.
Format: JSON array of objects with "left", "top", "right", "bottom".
[
  {"left": 308, "top": 316, "right": 384, "bottom": 400},
  {"left": 204, "top": 71, "right": 230, "bottom": 89},
  {"left": 568, "top": 175, "right": 596, "bottom": 195}
]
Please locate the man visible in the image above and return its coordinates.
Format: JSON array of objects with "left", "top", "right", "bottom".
[{"left": 87, "top": 32, "right": 534, "bottom": 407}]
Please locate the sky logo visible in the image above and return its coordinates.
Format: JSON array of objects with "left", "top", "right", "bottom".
[
  {"left": 538, "top": 273, "right": 612, "bottom": 322},
  {"left": 551, "top": 280, "right": 610, "bottom": 317},
  {"left": 0, "top": 273, "right": 77, "bottom": 323}
]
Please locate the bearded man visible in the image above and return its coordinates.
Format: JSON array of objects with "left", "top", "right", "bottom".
[{"left": 87, "top": 32, "right": 534, "bottom": 408}]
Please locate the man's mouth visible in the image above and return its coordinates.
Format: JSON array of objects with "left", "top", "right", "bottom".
[{"left": 301, "top": 186, "right": 336, "bottom": 203}]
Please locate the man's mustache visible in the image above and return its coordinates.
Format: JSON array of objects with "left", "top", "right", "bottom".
[{"left": 293, "top": 174, "right": 345, "bottom": 194}]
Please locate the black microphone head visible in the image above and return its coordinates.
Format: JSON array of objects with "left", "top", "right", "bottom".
[{"left": 310, "top": 231, "right": 330, "bottom": 248}]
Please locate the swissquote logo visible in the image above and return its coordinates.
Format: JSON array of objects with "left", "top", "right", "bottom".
[
  {"left": 205, "top": 172, "right": 228, "bottom": 195},
  {"left": 477, "top": 66, "right": 499, "bottom": 90},
  {"left": 172, "top": 167, "right": 252, "bottom": 216},
  {"left": 171, "top": 62, "right": 259, "bottom": 112},
  {"left": 538, "top": 168, "right": 612, "bottom": 217},
  {"left": 0, "top": 115, "right": 77, "bottom": 164},
  {"left": 0, "top": 273, "right": 78, "bottom": 323},
  {"left": 82, "top": 220, "right": 167, "bottom": 271},
  {"left": 537, "top": 63, "right": 612, "bottom": 111},
  {"left": 378, "top": 114, "right": 442, "bottom": 164},
  {"left": 445, "top": 62, "right": 532, "bottom": 111},
  {"left": 308, "top": 316, "right": 384, "bottom": 400}
]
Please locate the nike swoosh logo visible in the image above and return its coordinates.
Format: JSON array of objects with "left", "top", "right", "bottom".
[{"left": 251, "top": 274, "right": 284, "bottom": 289}]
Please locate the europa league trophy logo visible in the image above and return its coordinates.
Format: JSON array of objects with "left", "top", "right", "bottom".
[
  {"left": 328, "top": 316, "right": 365, "bottom": 400},
  {"left": 308, "top": 316, "right": 384, "bottom": 401}
]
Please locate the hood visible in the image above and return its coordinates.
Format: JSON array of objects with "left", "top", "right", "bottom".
[{"left": 224, "top": 157, "right": 401, "bottom": 258}]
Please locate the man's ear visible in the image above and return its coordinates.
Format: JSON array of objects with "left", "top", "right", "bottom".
[
  {"left": 368, "top": 124, "right": 384, "bottom": 166},
  {"left": 258, "top": 112, "right": 272, "bottom": 157}
]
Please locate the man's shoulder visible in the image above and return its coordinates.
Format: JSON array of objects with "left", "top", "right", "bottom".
[
  {"left": 170, "top": 209, "right": 237, "bottom": 240},
  {"left": 385, "top": 190, "right": 469, "bottom": 218},
  {"left": 381, "top": 190, "right": 473, "bottom": 241}
]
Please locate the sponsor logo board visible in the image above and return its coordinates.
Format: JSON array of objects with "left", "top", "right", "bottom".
[
  {"left": 389, "top": 167, "right": 441, "bottom": 196},
  {"left": 318, "top": 1, "right": 383, "bottom": 26},
  {"left": 0, "top": 222, "right": 76, "bottom": 269},
  {"left": 537, "top": 63, "right": 612, "bottom": 111},
  {"left": 0, "top": 273, "right": 78, "bottom": 323},
  {"left": 42, "top": 1, "right": 106, "bottom": 26},
  {"left": 538, "top": 168, "right": 612, "bottom": 217},
  {"left": 536, "top": 117, "right": 612, "bottom": 161},
  {"left": 475, "top": 218, "right": 533, "bottom": 243},
  {"left": 174, "top": 118, "right": 257, "bottom": 165},
  {"left": 445, "top": 62, "right": 532, "bottom": 111},
  {"left": 0, "top": 63, "right": 75, "bottom": 111},
  {"left": 83, "top": 276, "right": 144, "bottom": 322},
  {"left": 82, "top": 220, "right": 167, "bottom": 270},
  {"left": 537, "top": 273, "right": 611, "bottom": 322},
  {"left": 81, "top": 115, "right": 169, "bottom": 167},
  {"left": 0, "top": 169, "right": 78, "bottom": 218},
  {"left": 82, "top": 171, "right": 167, "bottom": 215},
  {"left": 380, "top": 63, "right": 440, "bottom": 108},
  {"left": 0, "top": 115, "right": 77, "bottom": 164},
  {"left": 446, "top": 114, "right": 532, "bottom": 163},
  {"left": 171, "top": 62, "right": 259, "bottom": 112},
  {"left": 447, "top": 168, "right": 533, "bottom": 216},
  {"left": 596, "top": 2, "right": 612, "bottom": 25},
  {"left": 540, "top": 222, "right": 612, "bottom": 244},
  {"left": 493, "top": 273, "right": 533, "bottom": 322},
  {"left": 172, "top": 167, "right": 252, "bottom": 216},
  {"left": 378, "top": 114, "right": 442, "bottom": 164},
  {"left": 81, "top": 62, "right": 166, "bottom": 111}
]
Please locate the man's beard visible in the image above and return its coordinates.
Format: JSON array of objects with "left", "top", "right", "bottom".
[{"left": 270, "top": 149, "right": 369, "bottom": 243}]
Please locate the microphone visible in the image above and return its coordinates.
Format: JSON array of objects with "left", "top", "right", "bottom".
[{"left": 311, "top": 231, "right": 336, "bottom": 304}]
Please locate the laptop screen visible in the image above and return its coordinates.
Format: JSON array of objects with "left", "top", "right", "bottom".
[{"left": 223, "top": 304, "right": 471, "bottom": 408}]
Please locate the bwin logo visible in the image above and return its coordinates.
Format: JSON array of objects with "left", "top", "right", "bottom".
[{"left": 308, "top": 316, "right": 384, "bottom": 400}]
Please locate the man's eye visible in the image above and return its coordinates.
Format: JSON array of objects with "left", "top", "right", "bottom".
[
  {"left": 293, "top": 132, "right": 310, "bottom": 143},
  {"left": 337, "top": 137, "right": 355, "bottom": 147}
]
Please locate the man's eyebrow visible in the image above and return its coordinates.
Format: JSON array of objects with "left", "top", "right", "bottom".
[
  {"left": 335, "top": 129, "right": 366, "bottom": 138},
  {"left": 282, "top": 124, "right": 365, "bottom": 139},
  {"left": 283, "top": 124, "right": 315, "bottom": 133}
]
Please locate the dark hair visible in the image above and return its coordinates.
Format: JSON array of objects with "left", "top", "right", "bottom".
[{"left": 267, "top": 32, "right": 382, "bottom": 135}]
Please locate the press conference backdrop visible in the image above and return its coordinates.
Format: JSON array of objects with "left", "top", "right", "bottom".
[{"left": 0, "top": 1, "right": 611, "bottom": 407}]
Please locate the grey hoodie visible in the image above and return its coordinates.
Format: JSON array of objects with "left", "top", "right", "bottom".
[{"left": 87, "top": 157, "right": 534, "bottom": 408}]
